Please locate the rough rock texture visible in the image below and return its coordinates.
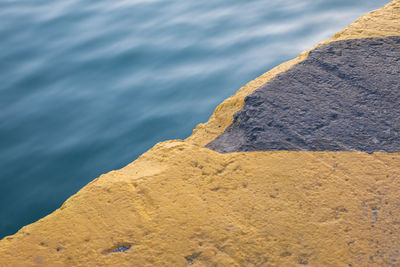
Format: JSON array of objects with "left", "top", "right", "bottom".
[
  {"left": 1, "top": 141, "right": 400, "bottom": 266},
  {"left": 207, "top": 37, "right": 400, "bottom": 153},
  {"left": 186, "top": 0, "right": 400, "bottom": 147},
  {"left": 1, "top": 1, "right": 400, "bottom": 267}
]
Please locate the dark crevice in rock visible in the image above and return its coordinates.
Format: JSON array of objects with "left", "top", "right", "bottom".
[
  {"left": 185, "top": 252, "right": 201, "bottom": 265},
  {"left": 102, "top": 243, "right": 132, "bottom": 255}
]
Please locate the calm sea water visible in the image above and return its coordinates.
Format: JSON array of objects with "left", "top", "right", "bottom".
[{"left": 0, "top": 0, "right": 389, "bottom": 239}]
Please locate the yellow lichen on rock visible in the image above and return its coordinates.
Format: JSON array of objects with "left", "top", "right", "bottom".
[
  {"left": 1, "top": 1, "right": 400, "bottom": 266},
  {"left": 1, "top": 141, "right": 399, "bottom": 266},
  {"left": 331, "top": 0, "right": 400, "bottom": 41},
  {"left": 186, "top": 0, "right": 400, "bottom": 147}
]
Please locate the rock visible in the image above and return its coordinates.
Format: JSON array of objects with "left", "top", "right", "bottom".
[{"left": 1, "top": 1, "right": 400, "bottom": 266}]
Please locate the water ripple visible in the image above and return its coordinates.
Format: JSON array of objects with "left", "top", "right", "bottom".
[{"left": 0, "top": 0, "right": 389, "bottom": 238}]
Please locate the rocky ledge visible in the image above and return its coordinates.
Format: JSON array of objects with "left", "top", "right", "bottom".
[{"left": 1, "top": 1, "right": 399, "bottom": 266}]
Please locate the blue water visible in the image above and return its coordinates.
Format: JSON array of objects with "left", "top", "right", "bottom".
[{"left": 0, "top": 0, "right": 389, "bottom": 239}]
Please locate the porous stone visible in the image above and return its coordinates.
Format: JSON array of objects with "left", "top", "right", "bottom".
[
  {"left": 1, "top": 1, "right": 400, "bottom": 266},
  {"left": 207, "top": 37, "right": 400, "bottom": 153}
]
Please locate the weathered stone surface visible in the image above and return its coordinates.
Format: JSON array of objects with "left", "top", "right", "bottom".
[
  {"left": 1, "top": 1, "right": 400, "bottom": 266},
  {"left": 207, "top": 37, "right": 400, "bottom": 153},
  {"left": 186, "top": 0, "right": 400, "bottom": 147},
  {"left": 1, "top": 141, "right": 400, "bottom": 266}
]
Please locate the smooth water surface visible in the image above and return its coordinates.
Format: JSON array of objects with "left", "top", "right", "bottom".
[{"left": 0, "top": 0, "right": 389, "bottom": 238}]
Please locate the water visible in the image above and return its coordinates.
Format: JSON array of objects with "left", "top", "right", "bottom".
[{"left": 0, "top": 0, "right": 389, "bottom": 239}]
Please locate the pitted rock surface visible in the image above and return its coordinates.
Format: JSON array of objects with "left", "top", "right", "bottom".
[{"left": 207, "top": 37, "right": 400, "bottom": 153}]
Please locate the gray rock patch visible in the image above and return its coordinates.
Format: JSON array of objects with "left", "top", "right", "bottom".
[{"left": 207, "top": 37, "right": 400, "bottom": 153}]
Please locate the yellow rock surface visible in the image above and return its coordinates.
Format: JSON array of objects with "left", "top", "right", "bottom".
[
  {"left": 1, "top": 1, "right": 400, "bottom": 266},
  {"left": 1, "top": 141, "right": 400, "bottom": 266}
]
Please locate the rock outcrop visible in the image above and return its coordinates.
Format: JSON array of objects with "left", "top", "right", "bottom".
[{"left": 1, "top": 1, "right": 399, "bottom": 266}]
